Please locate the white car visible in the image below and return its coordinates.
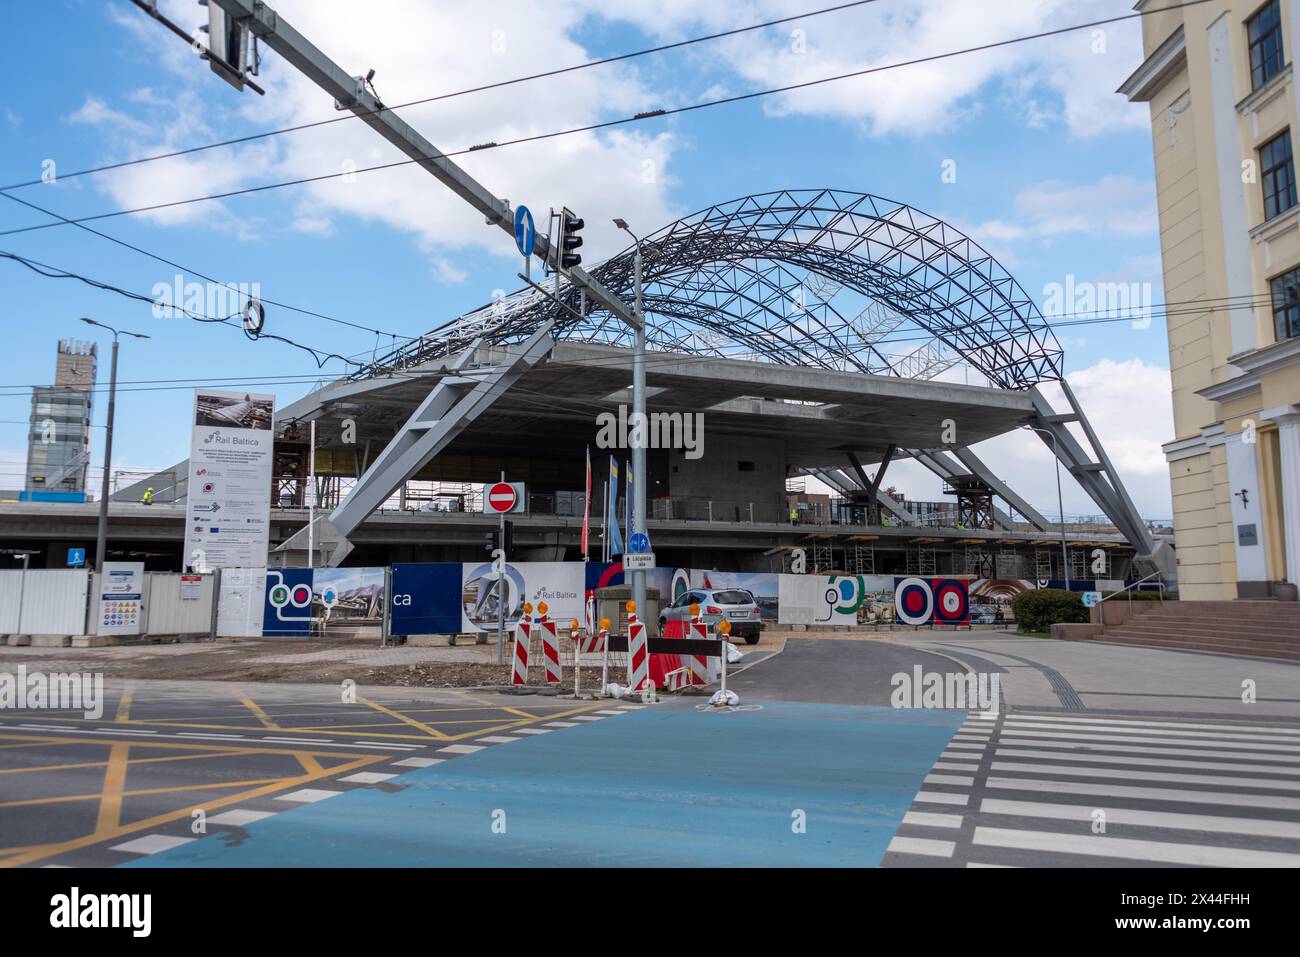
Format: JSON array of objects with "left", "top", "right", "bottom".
[{"left": 660, "top": 587, "right": 762, "bottom": 644}]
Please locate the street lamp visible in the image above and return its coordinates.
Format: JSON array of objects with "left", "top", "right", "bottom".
[
  {"left": 1023, "top": 425, "right": 1070, "bottom": 590},
  {"left": 613, "top": 218, "right": 648, "bottom": 621},
  {"left": 11, "top": 551, "right": 33, "bottom": 634},
  {"left": 81, "top": 318, "right": 150, "bottom": 573}
]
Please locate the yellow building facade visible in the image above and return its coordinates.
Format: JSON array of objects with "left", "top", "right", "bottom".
[{"left": 1122, "top": 0, "right": 1300, "bottom": 599}]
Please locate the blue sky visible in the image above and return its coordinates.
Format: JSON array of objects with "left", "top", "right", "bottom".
[{"left": 0, "top": 0, "right": 1174, "bottom": 516}]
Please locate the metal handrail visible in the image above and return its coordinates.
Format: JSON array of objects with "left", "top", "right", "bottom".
[{"left": 1096, "top": 570, "right": 1167, "bottom": 607}]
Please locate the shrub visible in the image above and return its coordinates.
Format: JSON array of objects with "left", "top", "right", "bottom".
[{"left": 1011, "top": 588, "right": 1088, "bottom": 632}]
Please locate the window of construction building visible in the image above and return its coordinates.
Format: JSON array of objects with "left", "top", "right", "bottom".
[
  {"left": 1260, "top": 129, "right": 1297, "bottom": 220},
  {"left": 1270, "top": 264, "right": 1300, "bottom": 340},
  {"left": 1248, "top": 0, "right": 1285, "bottom": 90}
]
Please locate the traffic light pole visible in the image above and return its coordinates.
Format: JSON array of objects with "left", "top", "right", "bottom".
[
  {"left": 207, "top": 0, "right": 639, "bottom": 329},
  {"left": 631, "top": 246, "right": 647, "bottom": 625},
  {"left": 496, "top": 472, "right": 506, "bottom": 663},
  {"left": 207, "top": 0, "right": 649, "bottom": 617}
]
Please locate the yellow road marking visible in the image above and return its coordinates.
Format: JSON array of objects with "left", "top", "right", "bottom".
[
  {"left": 1, "top": 753, "right": 384, "bottom": 867},
  {"left": 114, "top": 683, "right": 135, "bottom": 722},
  {"left": 0, "top": 731, "right": 387, "bottom": 762},
  {"left": 449, "top": 689, "right": 536, "bottom": 718},
  {"left": 0, "top": 748, "right": 248, "bottom": 776},
  {"left": 293, "top": 752, "right": 324, "bottom": 775},
  {"left": 2, "top": 777, "right": 293, "bottom": 811},
  {"left": 355, "top": 696, "right": 450, "bottom": 740},
  {"left": 236, "top": 690, "right": 281, "bottom": 731},
  {"left": 94, "top": 742, "right": 130, "bottom": 835}
]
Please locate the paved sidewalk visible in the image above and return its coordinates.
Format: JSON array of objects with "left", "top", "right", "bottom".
[{"left": 900, "top": 633, "right": 1300, "bottom": 720}]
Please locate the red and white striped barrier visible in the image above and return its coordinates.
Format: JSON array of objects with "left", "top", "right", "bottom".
[
  {"left": 686, "top": 617, "right": 711, "bottom": 686},
  {"left": 627, "top": 602, "right": 649, "bottom": 692},
  {"left": 536, "top": 602, "right": 561, "bottom": 684},
  {"left": 576, "top": 628, "right": 605, "bottom": 654},
  {"left": 512, "top": 604, "right": 533, "bottom": 686}
]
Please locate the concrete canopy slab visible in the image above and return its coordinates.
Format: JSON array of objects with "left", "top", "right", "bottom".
[{"left": 290, "top": 341, "right": 1035, "bottom": 467}]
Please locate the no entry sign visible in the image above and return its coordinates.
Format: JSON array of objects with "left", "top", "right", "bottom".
[{"left": 483, "top": 481, "right": 525, "bottom": 514}]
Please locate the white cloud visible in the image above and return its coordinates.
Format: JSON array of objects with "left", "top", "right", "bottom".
[
  {"left": 80, "top": 0, "right": 686, "bottom": 282},
  {"left": 960, "top": 174, "right": 1156, "bottom": 253},
  {"left": 586, "top": 0, "right": 1148, "bottom": 139},
  {"left": 879, "top": 358, "right": 1173, "bottom": 519}
]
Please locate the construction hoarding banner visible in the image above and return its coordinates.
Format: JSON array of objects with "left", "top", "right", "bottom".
[{"left": 185, "top": 389, "right": 275, "bottom": 570}]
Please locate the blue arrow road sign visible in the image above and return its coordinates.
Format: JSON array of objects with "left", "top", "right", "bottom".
[
  {"left": 628, "top": 531, "right": 650, "bottom": 554},
  {"left": 514, "top": 205, "right": 535, "bottom": 258}
]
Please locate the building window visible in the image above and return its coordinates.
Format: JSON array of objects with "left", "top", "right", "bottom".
[
  {"left": 1271, "top": 265, "right": 1300, "bottom": 341},
  {"left": 1260, "top": 130, "right": 1297, "bottom": 220},
  {"left": 1248, "top": 0, "right": 1285, "bottom": 90}
]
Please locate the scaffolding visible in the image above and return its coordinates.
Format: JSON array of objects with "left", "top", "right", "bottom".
[
  {"left": 905, "top": 542, "right": 938, "bottom": 576},
  {"left": 1034, "top": 547, "right": 1055, "bottom": 582},
  {"left": 846, "top": 540, "right": 876, "bottom": 574}
]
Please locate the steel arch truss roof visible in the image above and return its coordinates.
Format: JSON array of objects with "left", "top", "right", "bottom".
[{"left": 355, "top": 189, "right": 1063, "bottom": 389}]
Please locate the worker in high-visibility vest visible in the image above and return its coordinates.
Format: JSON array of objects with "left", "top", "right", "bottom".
[
  {"left": 789, "top": 505, "right": 799, "bottom": 526},
  {"left": 141, "top": 487, "right": 154, "bottom": 506}
]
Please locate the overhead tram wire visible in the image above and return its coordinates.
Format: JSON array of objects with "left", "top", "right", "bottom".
[
  {"left": 0, "top": 250, "right": 361, "bottom": 370},
  {"left": 0, "top": 283, "right": 1262, "bottom": 401},
  {"left": 0, "top": 0, "right": 887, "bottom": 193},
  {"left": 0, "top": 190, "right": 410, "bottom": 340},
  {"left": 2, "top": 242, "right": 1275, "bottom": 391},
  {"left": 0, "top": 0, "right": 1219, "bottom": 240}
]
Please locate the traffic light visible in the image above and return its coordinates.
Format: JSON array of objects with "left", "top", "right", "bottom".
[
  {"left": 559, "top": 208, "right": 584, "bottom": 270},
  {"left": 484, "top": 520, "right": 515, "bottom": 556},
  {"left": 198, "top": 0, "right": 252, "bottom": 91}
]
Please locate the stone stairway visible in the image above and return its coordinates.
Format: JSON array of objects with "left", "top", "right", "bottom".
[{"left": 1096, "top": 600, "right": 1300, "bottom": 661}]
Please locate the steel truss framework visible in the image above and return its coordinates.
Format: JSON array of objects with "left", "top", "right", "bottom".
[
  {"left": 277, "top": 189, "right": 1167, "bottom": 576},
  {"left": 353, "top": 189, "right": 1063, "bottom": 389}
]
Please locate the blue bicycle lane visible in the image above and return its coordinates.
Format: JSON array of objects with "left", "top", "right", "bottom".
[{"left": 127, "top": 700, "right": 962, "bottom": 868}]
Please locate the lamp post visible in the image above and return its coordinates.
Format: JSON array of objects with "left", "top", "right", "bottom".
[
  {"left": 81, "top": 318, "right": 150, "bottom": 573},
  {"left": 613, "top": 218, "right": 647, "bottom": 621},
  {"left": 1024, "top": 425, "right": 1070, "bottom": 590},
  {"left": 12, "top": 552, "right": 31, "bottom": 634}
]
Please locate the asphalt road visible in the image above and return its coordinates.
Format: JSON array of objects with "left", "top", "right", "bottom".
[
  {"left": 3, "top": 635, "right": 1299, "bottom": 868},
  {"left": 728, "top": 636, "right": 962, "bottom": 705}
]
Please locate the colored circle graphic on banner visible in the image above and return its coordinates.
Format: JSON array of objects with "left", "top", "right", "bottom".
[
  {"left": 269, "top": 584, "right": 290, "bottom": 608},
  {"left": 321, "top": 587, "right": 338, "bottom": 607},
  {"left": 895, "top": 577, "right": 934, "bottom": 626},
  {"left": 935, "top": 580, "right": 968, "bottom": 622}
]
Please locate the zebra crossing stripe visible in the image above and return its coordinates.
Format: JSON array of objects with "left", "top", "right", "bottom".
[
  {"left": 989, "top": 760, "right": 1300, "bottom": 792},
  {"left": 902, "top": 811, "right": 963, "bottom": 829},
  {"left": 1006, "top": 714, "right": 1300, "bottom": 736},
  {"left": 980, "top": 798, "right": 1300, "bottom": 840},
  {"left": 995, "top": 728, "right": 1300, "bottom": 753},
  {"left": 913, "top": 791, "right": 969, "bottom": 806},
  {"left": 924, "top": 773, "right": 974, "bottom": 786},
  {"left": 994, "top": 747, "right": 1300, "bottom": 775},
  {"left": 998, "top": 737, "right": 1300, "bottom": 763},
  {"left": 973, "top": 826, "right": 1300, "bottom": 867},
  {"left": 984, "top": 776, "right": 1300, "bottom": 811},
  {"left": 887, "top": 836, "right": 955, "bottom": 858},
  {"left": 1002, "top": 719, "right": 1300, "bottom": 744}
]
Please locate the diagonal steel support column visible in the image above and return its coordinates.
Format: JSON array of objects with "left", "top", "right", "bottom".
[
  {"left": 278, "top": 324, "right": 556, "bottom": 566},
  {"left": 949, "top": 446, "right": 1051, "bottom": 531},
  {"left": 809, "top": 467, "right": 918, "bottom": 525},
  {"left": 1027, "top": 383, "right": 1172, "bottom": 578},
  {"left": 906, "top": 449, "right": 1017, "bottom": 530}
]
